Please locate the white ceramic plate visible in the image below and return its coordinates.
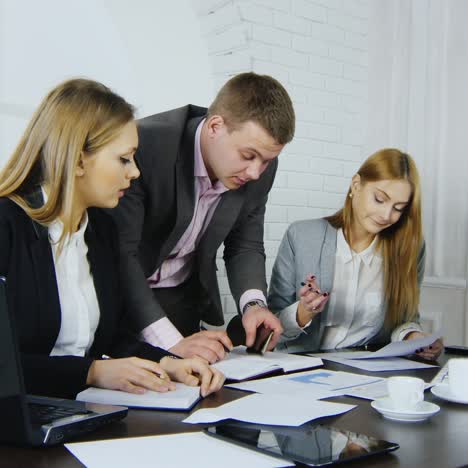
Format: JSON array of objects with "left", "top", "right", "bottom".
[
  {"left": 371, "top": 397, "right": 440, "bottom": 422},
  {"left": 431, "top": 384, "right": 468, "bottom": 404}
]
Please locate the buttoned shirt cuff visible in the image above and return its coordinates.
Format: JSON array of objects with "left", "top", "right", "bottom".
[
  {"left": 239, "top": 289, "right": 267, "bottom": 314},
  {"left": 140, "top": 317, "right": 184, "bottom": 350},
  {"left": 278, "top": 301, "right": 312, "bottom": 339},
  {"left": 391, "top": 322, "right": 423, "bottom": 342}
]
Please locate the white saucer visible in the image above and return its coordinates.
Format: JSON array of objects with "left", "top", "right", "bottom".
[
  {"left": 431, "top": 384, "right": 468, "bottom": 404},
  {"left": 371, "top": 397, "right": 440, "bottom": 422}
]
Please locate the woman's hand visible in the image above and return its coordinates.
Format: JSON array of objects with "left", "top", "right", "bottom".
[
  {"left": 159, "top": 356, "right": 225, "bottom": 397},
  {"left": 296, "top": 274, "right": 329, "bottom": 327},
  {"left": 405, "top": 331, "right": 444, "bottom": 360},
  {"left": 86, "top": 357, "right": 176, "bottom": 394}
]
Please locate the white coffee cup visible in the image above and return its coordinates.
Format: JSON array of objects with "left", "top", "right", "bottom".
[
  {"left": 387, "top": 376, "right": 425, "bottom": 411},
  {"left": 448, "top": 358, "right": 468, "bottom": 399}
]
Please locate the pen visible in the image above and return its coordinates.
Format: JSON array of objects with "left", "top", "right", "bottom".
[{"left": 100, "top": 354, "right": 168, "bottom": 380}]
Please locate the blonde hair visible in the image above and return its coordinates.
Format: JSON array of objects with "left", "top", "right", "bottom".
[
  {"left": 0, "top": 78, "right": 134, "bottom": 248},
  {"left": 326, "top": 148, "right": 423, "bottom": 329}
]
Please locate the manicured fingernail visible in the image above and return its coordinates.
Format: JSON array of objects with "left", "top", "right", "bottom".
[
  {"left": 301, "top": 282, "right": 306, "bottom": 286},
  {"left": 308, "top": 283, "right": 312, "bottom": 287},
  {"left": 429, "top": 346, "right": 433, "bottom": 349},
  {"left": 323, "top": 292, "right": 328, "bottom": 297},
  {"left": 310, "top": 276, "right": 316, "bottom": 280}
]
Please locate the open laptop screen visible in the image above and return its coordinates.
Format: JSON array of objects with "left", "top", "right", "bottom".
[{"left": 0, "top": 277, "right": 32, "bottom": 443}]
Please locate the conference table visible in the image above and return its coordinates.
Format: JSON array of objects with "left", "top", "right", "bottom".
[{"left": 2, "top": 350, "right": 467, "bottom": 467}]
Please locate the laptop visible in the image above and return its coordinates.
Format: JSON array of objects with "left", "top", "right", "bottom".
[{"left": 0, "top": 276, "right": 128, "bottom": 446}]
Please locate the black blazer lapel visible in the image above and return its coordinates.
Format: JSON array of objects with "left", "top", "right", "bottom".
[
  {"left": 198, "top": 188, "right": 245, "bottom": 258},
  {"left": 29, "top": 221, "right": 62, "bottom": 354},
  {"left": 85, "top": 218, "right": 115, "bottom": 354},
  {"left": 156, "top": 116, "right": 202, "bottom": 266}
]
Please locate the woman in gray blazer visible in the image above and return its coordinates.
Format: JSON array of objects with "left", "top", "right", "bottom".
[{"left": 268, "top": 149, "right": 443, "bottom": 359}]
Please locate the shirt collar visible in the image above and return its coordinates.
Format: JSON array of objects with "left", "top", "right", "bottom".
[
  {"left": 42, "top": 186, "right": 89, "bottom": 244},
  {"left": 194, "top": 119, "right": 229, "bottom": 194},
  {"left": 336, "top": 228, "right": 379, "bottom": 267}
]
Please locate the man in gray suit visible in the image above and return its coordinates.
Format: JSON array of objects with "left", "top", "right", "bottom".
[{"left": 111, "top": 73, "right": 295, "bottom": 362}]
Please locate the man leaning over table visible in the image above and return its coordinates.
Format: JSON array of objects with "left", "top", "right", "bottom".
[{"left": 110, "top": 72, "right": 296, "bottom": 363}]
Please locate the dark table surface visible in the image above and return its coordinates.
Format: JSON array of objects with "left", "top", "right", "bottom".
[{"left": 2, "top": 351, "right": 467, "bottom": 468}]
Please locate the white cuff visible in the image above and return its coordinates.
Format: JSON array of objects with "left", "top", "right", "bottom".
[
  {"left": 140, "top": 317, "right": 184, "bottom": 350},
  {"left": 391, "top": 322, "right": 423, "bottom": 342},
  {"left": 278, "top": 301, "right": 312, "bottom": 339},
  {"left": 239, "top": 289, "right": 267, "bottom": 314}
]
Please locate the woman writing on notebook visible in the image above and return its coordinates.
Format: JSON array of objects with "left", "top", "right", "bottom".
[
  {"left": 268, "top": 149, "right": 443, "bottom": 359},
  {"left": 0, "top": 79, "right": 224, "bottom": 399}
]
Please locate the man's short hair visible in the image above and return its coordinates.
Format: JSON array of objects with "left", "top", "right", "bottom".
[{"left": 207, "top": 72, "right": 295, "bottom": 145}]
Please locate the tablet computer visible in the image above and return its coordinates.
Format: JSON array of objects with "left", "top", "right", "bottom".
[{"left": 204, "top": 422, "right": 399, "bottom": 466}]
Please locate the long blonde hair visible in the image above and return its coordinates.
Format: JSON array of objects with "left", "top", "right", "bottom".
[
  {"left": 0, "top": 78, "right": 134, "bottom": 247},
  {"left": 326, "top": 148, "right": 423, "bottom": 328}
]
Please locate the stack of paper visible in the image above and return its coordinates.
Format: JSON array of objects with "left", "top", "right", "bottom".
[
  {"left": 227, "top": 369, "right": 382, "bottom": 397},
  {"left": 309, "top": 333, "right": 440, "bottom": 372},
  {"left": 76, "top": 383, "right": 201, "bottom": 410},
  {"left": 213, "top": 346, "right": 322, "bottom": 380}
]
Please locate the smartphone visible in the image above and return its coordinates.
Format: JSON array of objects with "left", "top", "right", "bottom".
[
  {"left": 204, "top": 423, "right": 399, "bottom": 467},
  {"left": 246, "top": 327, "right": 274, "bottom": 355}
]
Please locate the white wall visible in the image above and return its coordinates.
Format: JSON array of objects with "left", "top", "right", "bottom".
[
  {"left": 0, "top": 0, "right": 214, "bottom": 167},
  {"left": 195, "top": 0, "right": 370, "bottom": 321},
  {"left": 367, "top": 0, "right": 468, "bottom": 344}
]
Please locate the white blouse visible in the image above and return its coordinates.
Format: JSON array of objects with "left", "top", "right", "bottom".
[
  {"left": 321, "top": 229, "right": 384, "bottom": 349},
  {"left": 48, "top": 212, "right": 100, "bottom": 357},
  {"left": 279, "top": 229, "right": 422, "bottom": 346}
]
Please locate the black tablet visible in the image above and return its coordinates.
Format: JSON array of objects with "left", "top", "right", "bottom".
[{"left": 204, "top": 423, "right": 399, "bottom": 467}]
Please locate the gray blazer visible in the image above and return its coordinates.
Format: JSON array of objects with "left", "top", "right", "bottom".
[
  {"left": 268, "top": 218, "right": 425, "bottom": 352},
  {"left": 110, "top": 105, "right": 277, "bottom": 331}
]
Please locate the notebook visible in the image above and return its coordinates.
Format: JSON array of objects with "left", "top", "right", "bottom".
[
  {"left": 77, "top": 383, "right": 201, "bottom": 410},
  {"left": 213, "top": 346, "right": 323, "bottom": 381},
  {"left": 0, "top": 276, "right": 128, "bottom": 446}
]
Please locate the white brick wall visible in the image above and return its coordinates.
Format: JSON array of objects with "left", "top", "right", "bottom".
[{"left": 194, "top": 0, "right": 369, "bottom": 320}]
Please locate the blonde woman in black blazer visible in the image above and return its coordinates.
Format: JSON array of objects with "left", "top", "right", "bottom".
[{"left": 0, "top": 79, "right": 224, "bottom": 399}]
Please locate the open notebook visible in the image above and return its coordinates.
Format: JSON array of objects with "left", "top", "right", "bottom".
[
  {"left": 77, "top": 383, "right": 201, "bottom": 411},
  {"left": 213, "top": 346, "right": 323, "bottom": 381}
]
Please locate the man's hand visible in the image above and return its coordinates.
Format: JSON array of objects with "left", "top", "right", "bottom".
[
  {"left": 242, "top": 306, "right": 283, "bottom": 350},
  {"left": 169, "top": 330, "right": 233, "bottom": 364},
  {"left": 405, "top": 331, "right": 444, "bottom": 360},
  {"left": 160, "top": 356, "right": 225, "bottom": 397}
]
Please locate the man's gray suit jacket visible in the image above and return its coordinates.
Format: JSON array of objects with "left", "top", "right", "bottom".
[{"left": 110, "top": 105, "right": 277, "bottom": 331}]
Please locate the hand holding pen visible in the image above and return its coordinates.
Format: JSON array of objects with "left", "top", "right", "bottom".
[
  {"left": 296, "top": 273, "right": 329, "bottom": 327},
  {"left": 86, "top": 356, "right": 176, "bottom": 395}
]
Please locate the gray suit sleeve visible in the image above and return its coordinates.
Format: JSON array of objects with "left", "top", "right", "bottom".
[
  {"left": 223, "top": 162, "right": 278, "bottom": 309},
  {"left": 267, "top": 225, "right": 298, "bottom": 314}
]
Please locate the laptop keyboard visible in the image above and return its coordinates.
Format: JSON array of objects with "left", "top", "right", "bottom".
[{"left": 29, "top": 403, "right": 91, "bottom": 425}]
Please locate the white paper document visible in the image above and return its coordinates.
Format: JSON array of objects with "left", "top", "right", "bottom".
[
  {"left": 213, "top": 346, "right": 323, "bottom": 381},
  {"left": 345, "top": 379, "right": 433, "bottom": 400},
  {"left": 313, "top": 356, "right": 437, "bottom": 372},
  {"left": 226, "top": 376, "right": 344, "bottom": 400},
  {"left": 183, "top": 393, "right": 355, "bottom": 426},
  {"left": 311, "top": 333, "right": 441, "bottom": 361},
  {"left": 66, "top": 432, "right": 288, "bottom": 468},
  {"left": 76, "top": 383, "right": 201, "bottom": 410}
]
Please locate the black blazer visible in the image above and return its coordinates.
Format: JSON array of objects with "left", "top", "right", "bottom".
[
  {"left": 110, "top": 105, "right": 278, "bottom": 331},
  {"left": 0, "top": 195, "right": 170, "bottom": 399}
]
